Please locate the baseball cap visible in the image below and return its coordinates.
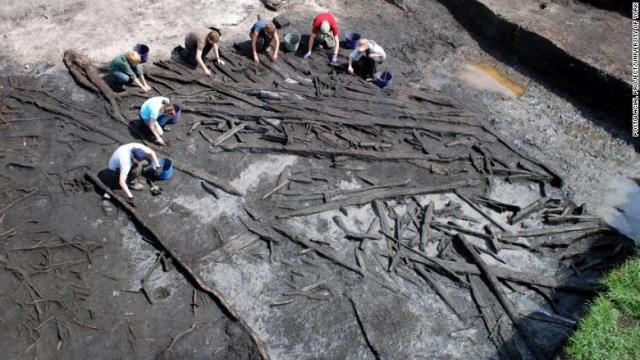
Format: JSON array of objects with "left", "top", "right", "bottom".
[{"left": 132, "top": 148, "right": 146, "bottom": 161}]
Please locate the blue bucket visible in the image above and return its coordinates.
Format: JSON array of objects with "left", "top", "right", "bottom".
[
  {"left": 373, "top": 71, "right": 393, "bottom": 88},
  {"left": 166, "top": 104, "right": 181, "bottom": 124},
  {"left": 345, "top": 32, "right": 361, "bottom": 49},
  {"left": 157, "top": 158, "right": 173, "bottom": 181},
  {"left": 134, "top": 44, "right": 150, "bottom": 63}
]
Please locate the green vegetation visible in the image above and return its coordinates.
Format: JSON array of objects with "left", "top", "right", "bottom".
[{"left": 567, "top": 255, "right": 640, "bottom": 360}]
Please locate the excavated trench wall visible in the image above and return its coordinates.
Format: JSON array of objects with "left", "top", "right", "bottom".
[{"left": 438, "top": 0, "right": 631, "bottom": 125}]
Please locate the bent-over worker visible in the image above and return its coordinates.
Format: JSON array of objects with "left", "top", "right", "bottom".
[
  {"left": 304, "top": 12, "right": 340, "bottom": 63},
  {"left": 347, "top": 39, "right": 386, "bottom": 81},
  {"left": 140, "top": 96, "right": 176, "bottom": 146},
  {"left": 107, "top": 143, "right": 160, "bottom": 206},
  {"left": 108, "top": 51, "right": 151, "bottom": 92},
  {"left": 184, "top": 27, "right": 224, "bottom": 76},
  {"left": 249, "top": 20, "right": 280, "bottom": 64}
]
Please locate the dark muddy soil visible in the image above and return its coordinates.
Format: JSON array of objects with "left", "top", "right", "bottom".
[{"left": 0, "top": 1, "right": 636, "bottom": 359}]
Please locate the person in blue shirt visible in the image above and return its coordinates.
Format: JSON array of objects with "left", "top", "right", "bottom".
[
  {"left": 139, "top": 97, "right": 177, "bottom": 146},
  {"left": 249, "top": 20, "right": 280, "bottom": 64}
]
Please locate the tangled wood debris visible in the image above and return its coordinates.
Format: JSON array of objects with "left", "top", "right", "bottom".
[{"left": 0, "top": 44, "right": 632, "bottom": 359}]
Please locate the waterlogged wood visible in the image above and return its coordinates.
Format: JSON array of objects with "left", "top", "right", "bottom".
[
  {"left": 455, "top": 190, "right": 507, "bottom": 232},
  {"left": 420, "top": 201, "right": 434, "bottom": 251},
  {"left": 278, "top": 180, "right": 479, "bottom": 218},
  {"left": 273, "top": 225, "right": 364, "bottom": 276},
  {"left": 85, "top": 173, "right": 271, "bottom": 360},
  {"left": 213, "top": 123, "right": 247, "bottom": 146},
  {"left": 405, "top": 251, "right": 598, "bottom": 292},
  {"left": 173, "top": 164, "right": 242, "bottom": 196},
  {"left": 413, "top": 264, "right": 463, "bottom": 319},
  {"left": 198, "top": 232, "right": 260, "bottom": 263},
  {"left": 508, "top": 198, "right": 546, "bottom": 225},
  {"left": 63, "top": 50, "right": 127, "bottom": 125},
  {"left": 457, "top": 234, "right": 545, "bottom": 360},
  {"left": 221, "top": 142, "right": 469, "bottom": 162},
  {"left": 503, "top": 223, "right": 607, "bottom": 238}
]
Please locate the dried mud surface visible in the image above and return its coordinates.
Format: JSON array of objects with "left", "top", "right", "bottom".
[{"left": 0, "top": 1, "right": 637, "bottom": 359}]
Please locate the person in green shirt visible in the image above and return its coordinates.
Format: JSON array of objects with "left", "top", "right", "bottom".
[{"left": 108, "top": 51, "right": 151, "bottom": 92}]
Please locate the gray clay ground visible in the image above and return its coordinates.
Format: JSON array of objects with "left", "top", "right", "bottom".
[{"left": 0, "top": 1, "right": 637, "bottom": 360}]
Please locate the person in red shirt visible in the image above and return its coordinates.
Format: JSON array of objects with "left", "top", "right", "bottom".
[{"left": 304, "top": 12, "right": 340, "bottom": 63}]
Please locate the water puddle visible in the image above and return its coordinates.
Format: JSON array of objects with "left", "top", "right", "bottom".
[{"left": 457, "top": 63, "right": 525, "bottom": 98}]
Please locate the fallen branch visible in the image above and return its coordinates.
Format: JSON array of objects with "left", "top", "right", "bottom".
[
  {"left": 278, "top": 179, "right": 479, "bottom": 218},
  {"left": 456, "top": 234, "right": 544, "bottom": 360},
  {"left": 173, "top": 164, "right": 242, "bottom": 196},
  {"left": 349, "top": 297, "right": 381, "bottom": 360},
  {"left": 0, "top": 188, "right": 38, "bottom": 215},
  {"left": 85, "top": 172, "right": 270, "bottom": 360}
]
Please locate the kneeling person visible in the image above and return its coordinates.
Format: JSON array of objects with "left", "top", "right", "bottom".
[
  {"left": 140, "top": 96, "right": 176, "bottom": 146},
  {"left": 249, "top": 20, "right": 280, "bottom": 64},
  {"left": 185, "top": 27, "right": 224, "bottom": 76},
  {"left": 108, "top": 143, "right": 160, "bottom": 206},
  {"left": 108, "top": 51, "right": 151, "bottom": 92},
  {"left": 304, "top": 12, "right": 340, "bottom": 63},
  {"left": 347, "top": 39, "right": 386, "bottom": 81}
]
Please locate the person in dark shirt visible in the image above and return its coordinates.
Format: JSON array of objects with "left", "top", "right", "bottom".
[
  {"left": 184, "top": 27, "right": 224, "bottom": 76},
  {"left": 107, "top": 51, "right": 151, "bottom": 92}
]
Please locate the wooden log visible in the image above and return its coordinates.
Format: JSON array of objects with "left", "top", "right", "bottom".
[
  {"left": 213, "top": 122, "right": 247, "bottom": 146},
  {"left": 508, "top": 198, "right": 546, "bottom": 225},
  {"left": 277, "top": 179, "right": 479, "bottom": 218},
  {"left": 457, "top": 234, "right": 545, "bottom": 360},
  {"left": 349, "top": 297, "right": 382, "bottom": 360},
  {"left": 273, "top": 225, "right": 364, "bottom": 276},
  {"left": 481, "top": 125, "right": 563, "bottom": 187},
  {"left": 404, "top": 250, "right": 598, "bottom": 292},
  {"left": 419, "top": 200, "right": 434, "bottom": 251},
  {"left": 412, "top": 130, "right": 431, "bottom": 154},
  {"left": 413, "top": 264, "right": 463, "bottom": 319},
  {"left": 373, "top": 200, "right": 392, "bottom": 236},
  {"left": 85, "top": 172, "right": 270, "bottom": 360},
  {"left": 63, "top": 50, "right": 128, "bottom": 125},
  {"left": 484, "top": 225, "right": 502, "bottom": 252},
  {"left": 198, "top": 232, "right": 260, "bottom": 263},
  {"left": 201, "top": 180, "right": 219, "bottom": 199},
  {"left": 324, "top": 180, "right": 410, "bottom": 202},
  {"left": 469, "top": 274, "right": 526, "bottom": 359},
  {"left": 503, "top": 223, "right": 607, "bottom": 238},
  {"left": 173, "top": 164, "right": 242, "bottom": 196},
  {"left": 454, "top": 190, "right": 507, "bottom": 232},
  {"left": 262, "top": 180, "right": 289, "bottom": 200},
  {"left": 472, "top": 195, "right": 520, "bottom": 213},
  {"left": 242, "top": 219, "right": 283, "bottom": 244}
]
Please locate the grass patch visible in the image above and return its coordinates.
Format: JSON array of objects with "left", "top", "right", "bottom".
[
  {"left": 603, "top": 257, "right": 640, "bottom": 319},
  {"left": 567, "top": 255, "right": 640, "bottom": 360}
]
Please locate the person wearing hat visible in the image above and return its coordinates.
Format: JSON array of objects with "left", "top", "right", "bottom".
[
  {"left": 139, "top": 96, "right": 177, "bottom": 146},
  {"left": 107, "top": 51, "right": 151, "bottom": 92},
  {"left": 249, "top": 19, "right": 280, "bottom": 64},
  {"left": 184, "top": 27, "right": 225, "bottom": 76},
  {"left": 107, "top": 143, "right": 160, "bottom": 206},
  {"left": 304, "top": 12, "right": 340, "bottom": 63},
  {"left": 347, "top": 38, "right": 386, "bottom": 81}
]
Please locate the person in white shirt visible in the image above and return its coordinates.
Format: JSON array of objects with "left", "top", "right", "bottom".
[
  {"left": 107, "top": 143, "right": 160, "bottom": 206},
  {"left": 347, "top": 39, "right": 386, "bottom": 81}
]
